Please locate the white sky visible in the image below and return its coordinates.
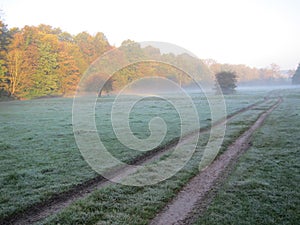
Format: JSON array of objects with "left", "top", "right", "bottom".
[{"left": 0, "top": 0, "right": 299, "bottom": 70}]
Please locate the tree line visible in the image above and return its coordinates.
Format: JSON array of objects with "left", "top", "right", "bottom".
[
  {"left": 203, "top": 59, "right": 295, "bottom": 85},
  {"left": 0, "top": 21, "right": 111, "bottom": 99},
  {"left": 0, "top": 18, "right": 296, "bottom": 99}
]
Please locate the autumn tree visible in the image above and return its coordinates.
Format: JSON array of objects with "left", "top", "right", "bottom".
[
  {"left": 215, "top": 71, "right": 237, "bottom": 94},
  {"left": 6, "top": 30, "right": 32, "bottom": 96},
  {"left": 0, "top": 21, "right": 236, "bottom": 99},
  {"left": 5, "top": 25, "right": 89, "bottom": 98},
  {"left": 57, "top": 42, "right": 81, "bottom": 95},
  {"left": 8, "top": 26, "right": 41, "bottom": 97},
  {"left": 292, "top": 63, "right": 300, "bottom": 85},
  {"left": 74, "top": 32, "right": 111, "bottom": 65},
  {"left": 7, "top": 48, "right": 23, "bottom": 95}
]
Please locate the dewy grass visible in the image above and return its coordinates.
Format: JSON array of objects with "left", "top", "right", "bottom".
[
  {"left": 40, "top": 94, "right": 274, "bottom": 225},
  {"left": 0, "top": 98, "right": 97, "bottom": 219},
  {"left": 194, "top": 89, "right": 300, "bottom": 225},
  {"left": 0, "top": 89, "right": 263, "bottom": 218},
  {"left": 0, "top": 90, "right": 266, "bottom": 219}
]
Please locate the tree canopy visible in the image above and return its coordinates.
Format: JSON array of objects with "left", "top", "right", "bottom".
[
  {"left": 0, "top": 21, "right": 213, "bottom": 99},
  {"left": 0, "top": 23, "right": 111, "bottom": 98},
  {"left": 215, "top": 71, "right": 237, "bottom": 94}
]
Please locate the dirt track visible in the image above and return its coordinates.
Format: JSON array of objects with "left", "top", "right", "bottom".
[
  {"left": 150, "top": 97, "right": 282, "bottom": 225},
  {"left": 1, "top": 98, "right": 273, "bottom": 225}
]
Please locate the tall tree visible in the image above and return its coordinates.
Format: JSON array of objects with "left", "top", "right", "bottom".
[
  {"left": 7, "top": 48, "right": 23, "bottom": 95},
  {"left": 57, "top": 42, "right": 81, "bottom": 95},
  {"left": 33, "top": 33, "right": 60, "bottom": 96},
  {"left": 292, "top": 63, "right": 300, "bottom": 85},
  {"left": 6, "top": 31, "right": 32, "bottom": 96},
  {"left": 0, "top": 18, "right": 11, "bottom": 95}
]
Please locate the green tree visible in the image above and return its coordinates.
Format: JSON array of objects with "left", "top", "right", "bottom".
[
  {"left": 0, "top": 18, "right": 11, "bottom": 95},
  {"left": 120, "top": 40, "right": 145, "bottom": 62},
  {"left": 215, "top": 71, "right": 237, "bottom": 94},
  {"left": 292, "top": 63, "right": 300, "bottom": 85},
  {"left": 32, "top": 33, "right": 60, "bottom": 96}
]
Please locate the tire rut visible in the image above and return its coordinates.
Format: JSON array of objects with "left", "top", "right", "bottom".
[
  {"left": 150, "top": 97, "right": 282, "bottom": 225},
  {"left": 1, "top": 97, "right": 273, "bottom": 225}
]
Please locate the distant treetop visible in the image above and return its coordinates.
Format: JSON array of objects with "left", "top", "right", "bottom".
[
  {"left": 292, "top": 63, "right": 300, "bottom": 85},
  {"left": 215, "top": 71, "right": 237, "bottom": 95}
]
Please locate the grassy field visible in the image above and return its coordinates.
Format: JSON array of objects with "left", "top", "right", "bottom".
[
  {"left": 39, "top": 92, "right": 280, "bottom": 224},
  {"left": 194, "top": 88, "right": 300, "bottom": 224},
  {"left": 0, "top": 89, "right": 272, "bottom": 220}
]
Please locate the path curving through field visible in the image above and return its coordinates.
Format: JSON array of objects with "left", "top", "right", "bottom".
[
  {"left": 150, "top": 97, "right": 282, "bottom": 225},
  {"left": 1, "top": 97, "right": 275, "bottom": 225}
]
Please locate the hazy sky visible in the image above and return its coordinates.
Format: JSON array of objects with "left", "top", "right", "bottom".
[{"left": 0, "top": 0, "right": 299, "bottom": 70}]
